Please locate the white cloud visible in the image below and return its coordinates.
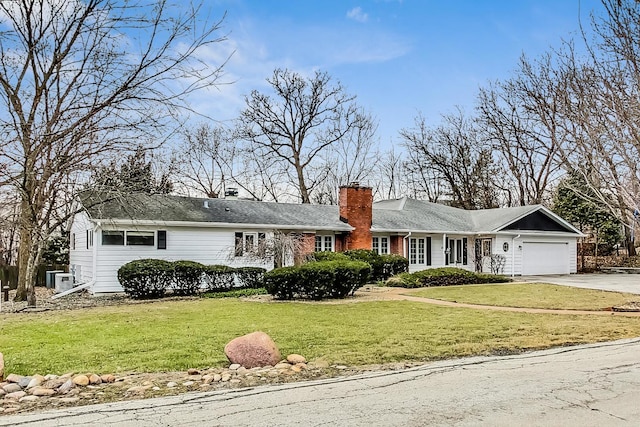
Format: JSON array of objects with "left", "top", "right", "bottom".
[{"left": 346, "top": 7, "right": 369, "bottom": 23}]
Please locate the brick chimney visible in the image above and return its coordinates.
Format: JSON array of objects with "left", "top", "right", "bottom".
[{"left": 339, "top": 183, "right": 373, "bottom": 250}]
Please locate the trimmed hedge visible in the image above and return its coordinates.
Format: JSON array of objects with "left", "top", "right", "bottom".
[
  {"left": 172, "top": 260, "right": 205, "bottom": 296},
  {"left": 311, "top": 250, "right": 408, "bottom": 282},
  {"left": 117, "top": 260, "right": 267, "bottom": 299},
  {"left": 204, "top": 265, "right": 235, "bottom": 291},
  {"left": 117, "top": 259, "right": 174, "bottom": 299},
  {"left": 392, "top": 267, "right": 510, "bottom": 288},
  {"left": 235, "top": 267, "right": 266, "bottom": 289},
  {"left": 264, "top": 260, "right": 370, "bottom": 300}
]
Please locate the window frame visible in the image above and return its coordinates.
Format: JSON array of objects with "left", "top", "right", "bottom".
[
  {"left": 315, "top": 234, "right": 334, "bottom": 252},
  {"left": 126, "top": 230, "right": 155, "bottom": 247},
  {"left": 372, "top": 236, "right": 390, "bottom": 255}
]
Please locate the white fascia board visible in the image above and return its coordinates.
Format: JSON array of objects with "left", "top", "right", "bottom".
[
  {"left": 492, "top": 230, "right": 585, "bottom": 238},
  {"left": 93, "top": 218, "right": 353, "bottom": 232},
  {"left": 371, "top": 228, "right": 475, "bottom": 235}
]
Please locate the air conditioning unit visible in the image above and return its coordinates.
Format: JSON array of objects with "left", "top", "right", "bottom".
[
  {"left": 46, "top": 270, "right": 64, "bottom": 289},
  {"left": 55, "top": 273, "right": 74, "bottom": 293}
]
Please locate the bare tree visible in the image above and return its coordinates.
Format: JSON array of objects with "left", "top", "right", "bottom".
[
  {"left": 549, "top": 0, "right": 640, "bottom": 254},
  {"left": 400, "top": 110, "right": 500, "bottom": 209},
  {"left": 313, "top": 112, "right": 378, "bottom": 204},
  {"left": 476, "top": 53, "right": 566, "bottom": 206},
  {"left": 237, "top": 68, "right": 369, "bottom": 204},
  {"left": 174, "top": 124, "right": 236, "bottom": 198},
  {"left": 372, "top": 147, "right": 406, "bottom": 201},
  {"left": 0, "top": 0, "right": 227, "bottom": 305}
]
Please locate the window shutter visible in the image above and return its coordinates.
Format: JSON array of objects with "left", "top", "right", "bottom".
[
  {"left": 86, "top": 230, "right": 89, "bottom": 249},
  {"left": 235, "top": 232, "right": 243, "bottom": 257},
  {"left": 444, "top": 237, "right": 449, "bottom": 265},
  {"left": 157, "top": 230, "right": 167, "bottom": 250},
  {"left": 462, "top": 238, "right": 468, "bottom": 265},
  {"left": 258, "top": 232, "right": 266, "bottom": 244},
  {"left": 426, "top": 237, "right": 432, "bottom": 266}
]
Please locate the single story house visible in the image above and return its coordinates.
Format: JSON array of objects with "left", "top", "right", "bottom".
[{"left": 70, "top": 184, "right": 583, "bottom": 294}]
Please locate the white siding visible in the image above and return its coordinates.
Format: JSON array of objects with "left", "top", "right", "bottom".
[
  {"left": 496, "top": 234, "right": 577, "bottom": 276},
  {"left": 69, "top": 211, "right": 94, "bottom": 283},
  {"left": 93, "top": 225, "right": 271, "bottom": 294},
  {"left": 407, "top": 235, "right": 474, "bottom": 273}
]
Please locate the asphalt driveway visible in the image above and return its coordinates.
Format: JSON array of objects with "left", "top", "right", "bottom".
[{"left": 520, "top": 273, "right": 640, "bottom": 294}]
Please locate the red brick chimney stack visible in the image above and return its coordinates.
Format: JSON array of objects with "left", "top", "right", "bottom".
[{"left": 339, "top": 182, "right": 373, "bottom": 250}]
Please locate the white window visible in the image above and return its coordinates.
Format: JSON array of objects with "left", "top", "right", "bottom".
[
  {"left": 234, "top": 231, "right": 266, "bottom": 257},
  {"left": 126, "top": 231, "right": 155, "bottom": 246},
  {"left": 372, "top": 237, "right": 389, "bottom": 255},
  {"left": 315, "top": 235, "right": 334, "bottom": 252},
  {"left": 408, "top": 237, "right": 432, "bottom": 265},
  {"left": 447, "top": 238, "right": 468, "bottom": 265}
]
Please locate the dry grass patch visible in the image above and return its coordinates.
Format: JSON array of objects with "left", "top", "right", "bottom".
[{"left": 407, "top": 283, "right": 638, "bottom": 310}]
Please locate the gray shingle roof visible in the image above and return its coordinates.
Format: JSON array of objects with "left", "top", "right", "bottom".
[
  {"left": 372, "top": 197, "right": 567, "bottom": 234},
  {"left": 83, "top": 193, "right": 352, "bottom": 231},
  {"left": 82, "top": 193, "right": 578, "bottom": 235}
]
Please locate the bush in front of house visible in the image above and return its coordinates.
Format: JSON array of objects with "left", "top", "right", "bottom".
[
  {"left": 235, "top": 267, "right": 267, "bottom": 289},
  {"left": 201, "top": 287, "right": 268, "bottom": 299},
  {"left": 203, "top": 265, "right": 236, "bottom": 292},
  {"left": 380, "top": 254, "right": 409, "bottom": 278},
  {"left": 264, "top": 260, "right": 370, "bottom": 300},
  {"left": 393, "top": 267, "right": 510, "bottom": 288},
  {"left": 117, "top": 259, "right": 174, "bottom": 299},
  {"left": 172, "top": 260, "right": 206, "bottom": 296},
  {"left": 310, "top": 251, "right": 350, "bottom": 262}
]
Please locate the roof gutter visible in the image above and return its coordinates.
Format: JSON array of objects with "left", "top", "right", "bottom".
[{"left": 92, "top": 218, "right": 353, "bottom": 232}]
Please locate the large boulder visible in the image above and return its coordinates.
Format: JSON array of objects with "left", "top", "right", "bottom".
[{"left": 224, "top": 331, "right": 281, "bottom": 369}]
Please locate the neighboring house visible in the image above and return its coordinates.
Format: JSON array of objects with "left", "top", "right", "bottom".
[{"left": 70, "top": 184, "right": 583, "bottom": 294}]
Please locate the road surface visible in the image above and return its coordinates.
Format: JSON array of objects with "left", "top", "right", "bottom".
[{"left": 2, "top": 338, "right": 640, "bottom": 426}]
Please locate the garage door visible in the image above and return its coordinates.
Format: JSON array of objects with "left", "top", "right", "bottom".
[{"left": 522, "top": 242, "right": 570, "bottom": 275}]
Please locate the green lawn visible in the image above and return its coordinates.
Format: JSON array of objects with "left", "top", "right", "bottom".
[
  {"left": 2, "top": 298, "right": 640, "bottom": 376},
  {"left": 407, "top": 283, "right": 638, "bottom": 310}
]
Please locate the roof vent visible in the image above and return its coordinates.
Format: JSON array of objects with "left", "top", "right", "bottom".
[
  {"left": 224, "top": 188, "right": 239, "bottom": 200},
  {"left": 349, "top": 181, "right": 360, "bottom": 187},
  {"left": 203, "top": 200, "right": 210, "bottom": 208}
]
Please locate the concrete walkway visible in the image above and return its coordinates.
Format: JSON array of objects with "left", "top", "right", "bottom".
[{"left": 3, "top": 338, "right": 640, "bottom": 426}]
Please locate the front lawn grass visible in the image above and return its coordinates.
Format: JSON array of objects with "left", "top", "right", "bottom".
[
  {"left": 408, "top": 283, "right": 638, "bottom": 310},
  {"left": 2, "top": 298, "right": 640, "bottom": 376}
]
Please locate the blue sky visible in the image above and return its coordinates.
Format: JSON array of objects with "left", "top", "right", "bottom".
[{"left": 198, "top": 0, "right": 605, "bottom": 148}]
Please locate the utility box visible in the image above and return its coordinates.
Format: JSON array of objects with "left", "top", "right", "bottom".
[
  {"left": 46, "top": 270, "right": 64, "bottom": 289},
  {"left": 55, "top": 273, "right": 74, "bottom": 293}
]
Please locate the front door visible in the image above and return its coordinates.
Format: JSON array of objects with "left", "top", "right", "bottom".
[{"left": 480, "top": 239, "right": 492, "bottom": 273}]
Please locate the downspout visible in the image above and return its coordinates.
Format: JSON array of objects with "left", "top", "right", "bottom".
[
  {"left": 403, "top": 231, "right": 412, "bottom": 259},
  {"left": 511, "top": 234, "right": 521, "bottom": 278},
  {"left": 443, "top": 233, "right": 447, "bottom": 265}
]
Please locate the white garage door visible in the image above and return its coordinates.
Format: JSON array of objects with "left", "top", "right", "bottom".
[{"left": 522, "top": 242, "right": 570, "bottom": 275}]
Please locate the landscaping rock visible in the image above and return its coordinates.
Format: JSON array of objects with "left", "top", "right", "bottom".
[
  {"left": 72, "top": 375, "right": 90, "bottom": 386},
  {"left": 2, "top": 383, "right": 22, "bottom": 393},
  {"left": 287, "top": 354, "right": 306, "bottom": 364},
  {"left": 58, "top": 379, "right": 74, "bottom": 394},
  {"left": 274, "top": 362, "right": 291, "bottom": 370},
  {"left": 88, "top": 374, "right": 102, "bottom": 385},
  {"left": 0, "top": 352, "right": 4, "bottom": 381},
  {"left": 100, "top": 374, "right": 116, "bottom": 383},
  {"left": 5, "top": 390, "right": 27, "bottom": 400},
  {"left": 19, "top": 395, "right": 39, "bottom": 403},
  {"left": 59, "top": 397, "right": 80, "bottom": 404},
  {"left": 187, "top": 368, "right": 200, "bottom": 375},
  {"left": 18, "top": 376, "right": 32, "bottom": 388},
  {"left": 213, "top": 373, "right": 222, "bottom": 382},
  {"left": 166, "top": 382, "right": 177, "bottom": 388},
  {"left": 26, "top": 375, "right": 44, "bottom": 389},
  {"left": 224, "top": 331, "right": 281, "bottom": 369},
  {"left": 31, "top": 387, "right": 56, "bottom": 397},
  {"left": 5, "top": 373, "right": 23, "bottom": 384},
  {"left": 229, "top": 364, "right": 241, "bottom": 371}
]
